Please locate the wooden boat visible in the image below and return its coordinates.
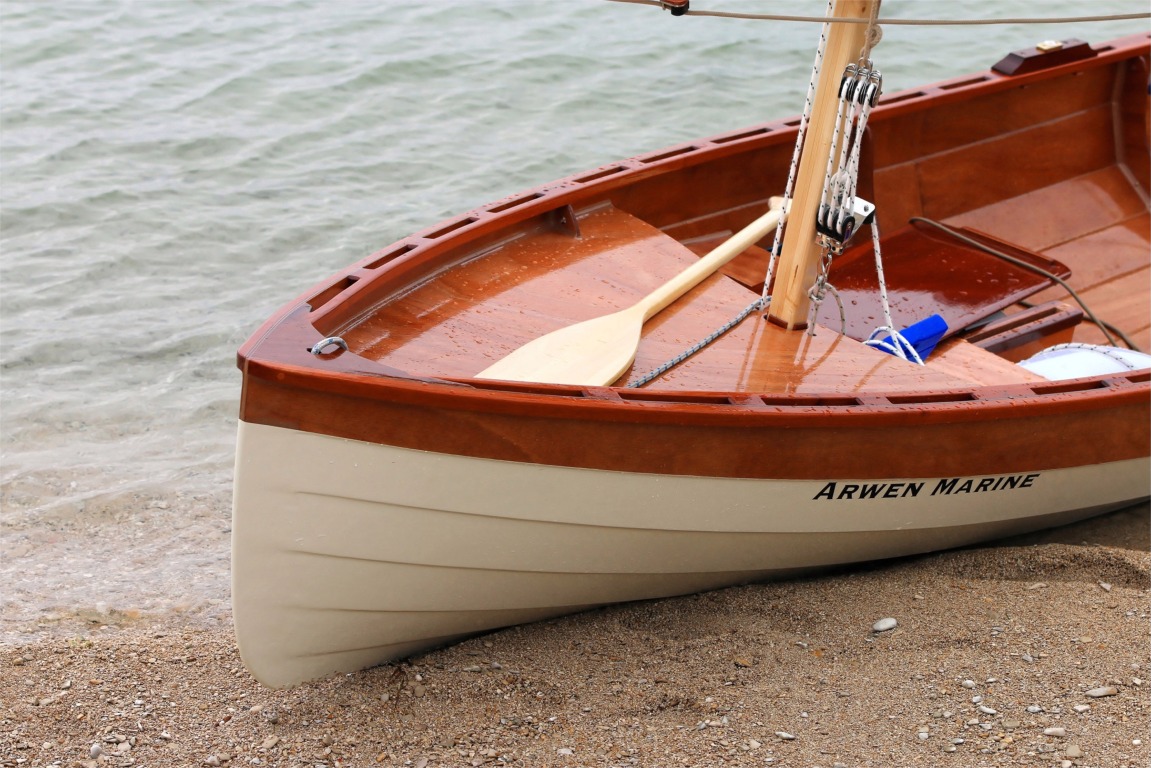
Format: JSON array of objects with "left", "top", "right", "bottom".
[{"left": 232, "top": 2, "right": 1151, "bottom": 687}]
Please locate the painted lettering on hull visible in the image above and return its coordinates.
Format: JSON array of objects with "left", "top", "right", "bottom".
[{"left": 813, "top": 473, "right": 1040, "bottom": 501}]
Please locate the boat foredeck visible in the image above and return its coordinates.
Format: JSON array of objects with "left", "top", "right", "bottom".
[
  {"left": 338, "top": 200, "right": 1083, "bottom": 393},
  {"left": 329, "top": 38, "right": 1149, "bottom": 393}
]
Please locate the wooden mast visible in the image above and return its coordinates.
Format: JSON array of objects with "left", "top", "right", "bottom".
[{"left": 767, "top": 0, "right": 880, "bottom": 329}]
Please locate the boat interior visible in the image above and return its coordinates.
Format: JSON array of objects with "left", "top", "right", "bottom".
[{"left": 302, "top": 35, "right": 1150, "bottom": 396}]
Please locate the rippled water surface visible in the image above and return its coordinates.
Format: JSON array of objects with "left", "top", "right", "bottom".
[{"left": 1, "top": 0, "right": 1146, "bottom": 638}]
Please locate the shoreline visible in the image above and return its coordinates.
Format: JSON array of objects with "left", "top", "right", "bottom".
[{"left": 3, "top": 503, "right": 1148, "bottom": 767}]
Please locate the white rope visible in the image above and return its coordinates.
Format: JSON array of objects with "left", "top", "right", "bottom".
[
  {"left": 759, "top": 0, "right": 835, "bottom": 309},
  {"left": 860, "top": 215, "right": 924, "bottom": 364},
  {"left": 807, "top": 59, "right": 881, "bottom": 337},
  {"left": 630, "top": 1, "right": 837, "bottom": 387},
  {"left": 1030, "top": 343, "right": 1147, "bottom": 368}
]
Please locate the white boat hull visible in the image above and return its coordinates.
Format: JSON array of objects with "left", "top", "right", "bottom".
[{"left": 231, "top": 420, "right": 1149, "bottom": 687}]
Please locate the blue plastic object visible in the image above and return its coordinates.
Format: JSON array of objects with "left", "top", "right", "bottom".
[{"left": 876, "top": 313, "right": 948, "bottom": 361}]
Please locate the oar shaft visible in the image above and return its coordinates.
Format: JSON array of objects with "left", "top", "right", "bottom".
[{"left": 637, "top": 199, "right": 785, "bottom": 321}]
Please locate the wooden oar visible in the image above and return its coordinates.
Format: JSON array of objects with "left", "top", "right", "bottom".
[{"left": 475, "top": 196, "right": 786, "bottom": 386}]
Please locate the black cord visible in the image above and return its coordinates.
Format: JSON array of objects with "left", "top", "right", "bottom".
[{"left": 908, "top": 217, "right": 1142, "bottom": 352}]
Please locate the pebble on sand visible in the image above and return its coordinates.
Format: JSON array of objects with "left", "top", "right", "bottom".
[
  {"left": 1085, "top": 686, "right": 1119, "bottom": 698},
  {"left": 872, "top": 617, "right": 898, "bottom": 632}
]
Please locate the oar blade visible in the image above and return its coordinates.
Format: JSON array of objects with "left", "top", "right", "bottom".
[{"left": 475, "top": 308, "right": 644, "bottom": 386}]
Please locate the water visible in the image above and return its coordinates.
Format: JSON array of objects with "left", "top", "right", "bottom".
[{"left": 1, "top": 0, "right": 1146, "bottom": 640}]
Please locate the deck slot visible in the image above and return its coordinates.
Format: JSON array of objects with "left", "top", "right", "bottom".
[
  {"left": 618, "top": 391, "right": 733, "bottom": 405},
  {"left": 425, "top": 217, "right": 479, "bottom": 240},
  {"left": 573, "top": 166, "right": 628, "bottom": 184},
  {"left": 759, "top": 395, "right": 863, "bottom": 407},
  {"left": 488, "top": 192, "right": 545, "bottom": 214},
  {"left": 941, "top": 75, "right": 991, "bottom": 90},
  {"left": 713, "top": 127, "right": 772, "bottom": 144},
  {"left": 308, "top": 275, "right": 359, "bottom": 312},
  {"left": 365, "top": 244, "right": 417, "bottom": 270},
  {"left": 639, "top": 146, "right": 699, "bottom": 164},
  {"left": 886, "top": 391, "right": 977, "bottom": 404},
  {"left": 879, "top": 90, "right": 927, "bottom": 106},
  {"left": 1029, "top": 379, "right": 1110, "bottom": 395}
]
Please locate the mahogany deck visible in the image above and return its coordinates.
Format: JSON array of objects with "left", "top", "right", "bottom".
[
  {"left": 238, "top": 33, "right": 1150, "bottom": 457},
  {"left": 326, "top": 34, "right": 1148, "bottom": 393}
]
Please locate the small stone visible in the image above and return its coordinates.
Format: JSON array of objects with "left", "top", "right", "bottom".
[
  {"left": 90, "top": 744, "right": 103, "bottom": 759},
  {"left": 748, "top": 739, "right": 762, "bottom": 750},
  {"left": 556, "top": 747, "right": 573, "bottom": 755},
  {"left": 872, "top": 617, "right": 898, "bottom": 632},
  {"left": 775, "top": 731, "right": 796, "bottom": 740},
  {"left": 1002, "top": 718, "right": 1020, "bottom": 729},
  {"left": 1072, "top": 704, "right": 1091, "bottom": 713},
  {"left": 1044, "top": 727, "right": 1067, "bottom": 737},
  {"left": 1099, "top": 581, "right": 1112, "bottom": 592},
  {"left": 462, "top": 665, "right": 482, "bottom": 673},
  {"left": 978, "top": 705, "right": 997, "bottom": 715},
  {"left": 1085, "top": 686, "right": 1118, "bottom": 698},
  {"left": 412, "top": 683, "right": 426, "bottom": 697},
  {"left": 204, "top": 758, "right": 221, "bottom": 767},
  {"left": 917, "top": 731, "right": 929, "bottom": 740},
  {"left": 1133, "top": 739, "right": 1143, "bottom": 746},
  {"left": 962, "top": 680, "right": 976, "bottom": 689},
  {"left": 942, "top": 744, "right": 957, "bottom": 752},
  {"left": 1027, "top": 705, "right": 1043, "bottom": 713},
  {"left": 1064, "top": 744, "right": 1083, "bottom": 758},
  {"left": 259, "top": 736, "right": 279, "bottom": 750}
]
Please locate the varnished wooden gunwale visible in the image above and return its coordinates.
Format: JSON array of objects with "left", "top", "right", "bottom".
[
  {"left": 239, "top": 361, "right": 1149, "bottom": 480},
  {"left": 237, "top": 33, "right": 1151, "bottom": 476}
]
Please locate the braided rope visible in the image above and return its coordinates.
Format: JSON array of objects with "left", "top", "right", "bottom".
[
  {"left": 759, "top": 0, "right": 835, "bottom": 307},
  {"left": 629, "top": 2, "right": 839, "bottom": 388},
  {"left": 626, "top": 298, "right": 764, "bottom": 387}
]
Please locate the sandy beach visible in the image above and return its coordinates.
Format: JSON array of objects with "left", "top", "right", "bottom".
[{"left": 2, "top": 503, "right": 1147, "bottom": 768}]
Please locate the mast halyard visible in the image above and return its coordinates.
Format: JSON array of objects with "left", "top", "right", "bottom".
[{"left": 767, "top": 0, "right": 881, "bottom": 330}]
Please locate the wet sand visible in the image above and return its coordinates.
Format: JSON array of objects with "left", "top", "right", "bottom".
[{"left": 3, "top": 503, "right": 1147, "bottom": 768}]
